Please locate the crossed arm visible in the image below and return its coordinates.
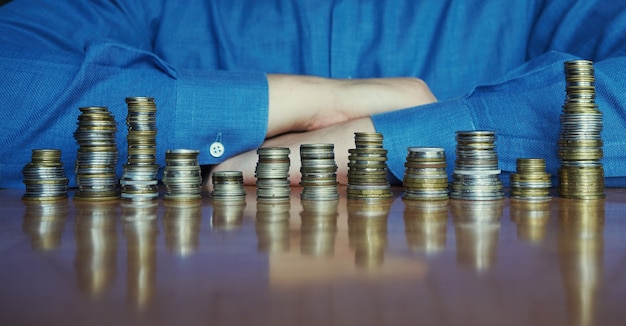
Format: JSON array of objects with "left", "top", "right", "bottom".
[{"left": 212, "top": 74, "right": 437, "bottom": 185}]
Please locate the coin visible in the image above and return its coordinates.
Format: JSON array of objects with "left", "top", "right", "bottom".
[
  {"left": 22, "top": 149, "right": 69, "bottom": 201},
  {"left": 557, "top": 60, "right": 604, "bottom": 199},
  {"left": 256, "top": 147, "right": 291, "bottom": 202},
  {"left": 121, "top": 97, "right": 159, "bottom": 201},
  {"left": 347, "top": 133, "right": 392, "bottom": 201},
  {"left": 449, "top": 131, "right": 503, "bottom": 200}
]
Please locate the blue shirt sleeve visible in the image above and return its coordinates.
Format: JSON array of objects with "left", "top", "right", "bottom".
[
  {"left": 373, "top": 51, "right": 626, "bottom": 187},
  {"left": 0, "top": 0, "right": 269, "bottom": 188}
]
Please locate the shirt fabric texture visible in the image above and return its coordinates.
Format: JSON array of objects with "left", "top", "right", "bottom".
[{"left": 0, "top": 0, "right": 625, "bottom": 188}]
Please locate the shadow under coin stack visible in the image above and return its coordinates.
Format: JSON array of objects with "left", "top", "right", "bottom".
[
  {"left": 299, "top": 143, "right": 339, "bottom": 201},
  {"left": 22, "top": 149, "right": 69, "bottom": 201},
  {"left": 450, "top": 130, "right": 504, "bottom": 200},
  {"left": 347, "top": 132, "right": 392, "bottom": 201},
  {"left": 255, "top": 147, "right": 291, "bottom": 202},
  {"left": 162, "top": 149, "right": 202, "bottom": 201},
  {"left": 510, "top": 158, "right": 551, "bottom": 202},
  {"left": 402, "top": 147, "right": 449, "bottom": 201},
  {"left": 211, "top": 171, "right": 247, "bottom": 202},
  {"left": 73, "top": 106, "right": 119, "bottom": 201},
  {"left": 121, "top": 97, "right": 159, "bottom": 201},
  {"left": 557, "top": 60, "right": 605, "bottom": 199}
]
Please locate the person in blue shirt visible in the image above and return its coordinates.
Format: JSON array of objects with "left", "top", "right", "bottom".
[{"left": 0, "top": 0, "right": 625, "bottom": 188}]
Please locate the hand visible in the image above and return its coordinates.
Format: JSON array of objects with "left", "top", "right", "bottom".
[
  {"left": 212, "top": 117, "right": 376, "bottom": 186},
  {"left": 266, "top": 74, "right": 436, "bottom": 137}
]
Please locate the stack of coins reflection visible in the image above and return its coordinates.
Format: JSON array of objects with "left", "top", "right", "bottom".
[
  {"left": 162, "top": 149, "right": 202, "bottom": 201},
  {"left": 347, "top": 200, "right": 391, "bottom": 269},
  {"left": 510, "top": 200, "right": 551, "bottom": 245},
  {"left": 256, "top": 202, "right": 291, "bottom": 253},
  {"left": 73, "top": 106, "right": 119, "bottom": 201},
  {"left": 402, "top": 147, "right": 449, "bottom": 201},
  {"left": 163, "top": 200, "right": 202, "bottom": 256},
  {"left": 120, "top": 97, "right": 159, "bottom": 201},
  {"left": 299, "top": 143, "right": 339, "bottom": 201},
  {"left": 300, "top": 200, "right": 338, "bottom": 257},
  {"left": 211, "top": 200, "right": 246, "bottom": 231},
  {"left": 255, "top": 147, "right": 291, "bottom": 202},
  {"left": 121, "top": 200, "right": 158, "bottom": 308},
  {"left": 22, "top": 149, "right": 69, "bottom": 201},
  {"left": 450, "top": 199, "right": 503, "bottom": 271},
  {"left": 510, "top": 158, "right": 552, "bottom": 201},
  {"left": 211, "top": 171, "right": 247, "bottom": 202},
  {"left": 347, "top": 132, "right": 392, "bottom": 201},
  {"left": 74, "top": 200, "right": 118, "bottom": 295},
  {"left": 403, "top": 200, "right": 448, "bottom": 254},
  {"left": 449, "top": 130, "right": 504, "bottom": 200},
  {"left": 557, "top": 198, "right": 604, "bottom": 326},
  {"left": 22, "top": 200, "right": 68, "bottom": 250},
  {"left": 557, "top": 60, "right": 604, "bottom": 199}
]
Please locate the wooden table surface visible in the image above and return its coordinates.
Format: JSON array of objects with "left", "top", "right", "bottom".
[{"left": 0, "top": 186, "right": 625, "bottom": 326}]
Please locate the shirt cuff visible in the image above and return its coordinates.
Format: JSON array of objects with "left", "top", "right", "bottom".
[
  {"left": 371, "top": 97, "right": 475, "bottom": 184},
  {"left": 172, "top": 70, "right": 269, "bottom": 164}
]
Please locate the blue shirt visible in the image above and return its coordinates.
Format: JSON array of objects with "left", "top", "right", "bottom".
[{"left": 0, "top": 0, "right": 625, "bottom": 188}]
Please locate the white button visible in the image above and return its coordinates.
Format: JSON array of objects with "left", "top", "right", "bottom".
[{"left": 210, "top": 142, "right": 225, "bottom": 158}]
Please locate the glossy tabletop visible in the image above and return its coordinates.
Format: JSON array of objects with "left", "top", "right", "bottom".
[{"left": 0, "top": 186, "right": 625, "bottom": 326}]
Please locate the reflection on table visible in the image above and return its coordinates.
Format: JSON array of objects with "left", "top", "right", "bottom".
[{"left": 2, "top": 187, "right": 625, "bottom": 325}]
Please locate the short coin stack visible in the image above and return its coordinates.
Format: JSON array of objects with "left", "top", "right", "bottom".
[
  {"left": 255, "top": 147, "right": 291, "bottom": 202},
  {"left": 510, "top": 158, "right": 552, "bottom": 201},
  {"left": 402, "top": 147, "right": 449, "bottom": 201},
  {"left": 449, "top": 130, "right": 504, "bottom": 200},
  {"left": 162, "top": 149, "right": 202, "bottom": 201},
  {"left": 22, "top": 149, "right": 69, "bottom": 201},
  {"left": 347, "top": 132, "right": 392, "bottom": 201},
  {"left": 73, "top": 106, "right": 119, "bottom": 201},
  {"left": 211, "top": 170, "right": 247, "bottom": 202},
  {"left": 557, "top": 59, "right": 605, "bottom": 199},
  {"left": 120, "top": 97, "right": 159, "bottom": 201},
  {"left": 299, "top": 143, "right": 339, "bottom": 201}
]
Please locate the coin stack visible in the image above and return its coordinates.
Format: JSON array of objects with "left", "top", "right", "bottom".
[
  {"left": 162, "top": 149, "right": 202, "bottom": 201},
  {"left": 449, "top": 130, "right": 504, "bottom": 200},
  {"left": 210, "top": 170, "right": 247, "bottom": 202},
  {"left": 73, "top": 106, "right": 119, "bottom": 201},
  {"left": 347, "top": 132, "right": 393, "bottom": 201},
  {"left": 510, "top": 158, "right": 552, "bottom": 201},
  {"left": 402, "top": 147, "right": 449, "bottom": 201},
  {"left": 255, "top": 147, "right": 291, "bottom": 202},
  {"left": 120, "top": 97, "right": 159, "bottom": 201},
  {"left": 557, "top": 59, "right": 605, "bottom": 199},
  {"left": 22, "top": 149, "right": 69, "bottom": 201},
  {"left": 299, "top": 143, "right": 339, "bottom": 201}
]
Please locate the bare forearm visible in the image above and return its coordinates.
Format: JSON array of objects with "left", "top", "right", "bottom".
[{"left": 266, "top": 74, "right": 436, "bottom": 138}]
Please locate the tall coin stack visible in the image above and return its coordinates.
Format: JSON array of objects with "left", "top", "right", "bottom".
[
  {"left": 211, "top": 171, "right": 247, "bottom": 202},
  {"left": 299, "top": 143, "right": 339, "bottom": 201},
  {"left": 557, "top": 60, "right": 605, "bottom": 199},
  {"left": 510, "top": 158, "right": 551, "bottom": 201},
  {"left": 120, "top": 97, "right": 159, "bottom": 201},
  {"left": 162, "top": 149, "right": 202, "bottom": 201},
  {"left": 74, "top": 106, "right": 119, "bottom": 201},
  {"left": 449, "top": 130, "right": 504, "bottom": 200},
  {"left": 347, "top": 132, "right": 393, "bottom": 201},
  {"left": 402, "top": 147, "right": 449, "bottom": 201},
  {"left": 255, "top": 147, "right": 291, "bottom": 202},
  {"left": 22, "top": 149, "right": 69, "bottom": 201}
]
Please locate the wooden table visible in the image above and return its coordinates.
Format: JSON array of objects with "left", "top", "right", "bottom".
[{"left": 1, "top": 186, "right": 625, "bottom": 326}]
